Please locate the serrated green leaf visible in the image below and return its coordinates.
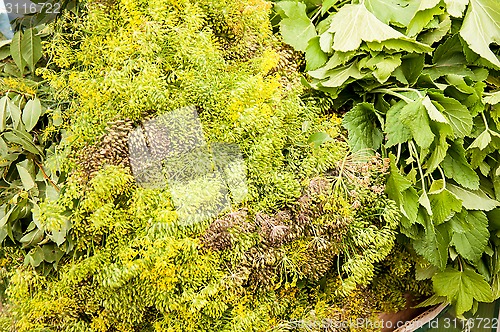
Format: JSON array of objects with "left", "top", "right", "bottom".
[
  {"left": 442, "top": 141, "right": 480, "bottom": 190},
  {"left": 365, "top": 53, "right": 402, "bottom": 83},
  {"left": 419, "top": 191, "right": 433, "bottom": 216},
  {"left": 365, "top": 0, "right": 420, "bottom": 26},
  {"left": 425, "top": 130, "right": 449, "bottom": 173},
  {"left": 428, "top": 181, "right": 463, "bottom": 224},
  {"left": 277, "top": 1, "right": 317, "bottom": 52},
  {"left": 400, "top": 98, "right": 435, "bottom": 149},
  {"left": 413, "top": 209, "right": 450, "bottom": 270},
  {"left": 385, "top": 101, "right": 413, "bottom": 147},
  {"left": 449, "top": 210, "right": 489, "bottom": 262},
  {"left": 21, "top": 28, "right": 43, "bottom": 73},
  {"left": 447, "top": 183, "right": 500, "bottom": 211},
  {"left": 433, "top": 267, "right": 493, "bottom": 316},
  {"left": 420, "top": 15, "right": 452, "bottom": 45},
  {"left": 385, "top": 154, "right": 419, "bottom": 223},
  {"left": 342, "top": 102, "right": 383, "bottom": 153},
  {"left": 484, "top": 91, "right": 500, "bottom": 105},
  {"left": 319, "top": 62, "right": 366, "bottom": 87},
  {"left": 399, "top": 54, "right": 425, "bottom": 85},
  {"left": 429, "top": 92, "right": 473, "bottom": 138},
  {"left": 22, "top": 98, "right": 42, "bottom": 132},
  {"left": 459, "top": 0, "right": 500, "bottom": 69},
  {"left": 305, "top": 37, "right": 328, "bottom": 71},
  {"left": 407, "top": 1, "right": 443, "bottom": 37},
  {"left": 423, "top": 96, "right": 448, "bottom": 123},
  {"left": 326, "top": 3, "right": 432, "bottom": 53}
]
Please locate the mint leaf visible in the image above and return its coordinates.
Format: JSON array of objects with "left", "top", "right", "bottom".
[
  {"left": 447, "top": 184, "right": 500, "bottom": 211},
  {"left": 276, "top": 1, "right": 317, "bottom": 52},
  {"left": 442, "top": 141, "right": 480, "bottom": 190},
  {"left": 449, "top": 210, "right": 489, "bottom": 262},
  {"left": 342, "top": 103, "right": 383, "bottom": 152},
  {"left": 327, "top": 3, "right": 432, "bottom": 53},
  {"left": 459, "top": 0, "right": 500, "bottom": 69},
  {"left": 433, "top": 267, "right": 493, "bottom": 316},
  {"left": 400, "top": 98, "right": 435, "bottom": 149}
]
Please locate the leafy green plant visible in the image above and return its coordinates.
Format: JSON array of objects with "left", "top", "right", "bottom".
[
  {"left": 0, "top": 27, "right": 69, "bottom": 272},
  {"left": 275, "top": 0, "right": 500, "bottom": 316}
]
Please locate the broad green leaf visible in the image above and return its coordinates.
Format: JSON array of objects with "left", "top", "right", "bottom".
[
  {"left": 444, "top": 0, "right": 469, "bottom": 17},
  {"left": 433, "top": 267, "right": 493, "bottom": 315},
  {"left": 319, "top": 62, "right": 366, "bottom": 87},
  {"left": 385, "top": 155, "right": 419, "bottom": 223},
  {"left": 449, "top": 210, "right": 489, "bottom": 262},
  {"left": 365, "top": 0, "right": 419, "bottom": 26},
  {"left": 22, "top": 98, "right": 42, "bottom": 132},
  {"left": 399, "top": 55, "right": 425, "bottom": 86},
  {"left": 327, "top": 3, "right": 432, "bottom": 53},
  {"left": 468, "top": 130, "right": 491, "bottom": 150},
  {"left": 413, "top": 210, "right": 450, "bottom": 270},
  {"left": 21, "top": 28, "right": 43, "bottom": 73},
  {"left": 424, "top": 128, "right": 449, "bottom": 173},
  {"left": 448, "top": 183, "right": 500, "bottom": 211},
  {"left": 385, "top": 101, "right": 412, "bottom": 147},
  {"left": 428, "top": 181, "right": 462, "bottom": 224},
  {"left": 407, "top": 2, "right": 443, "bottom": 37},
  {"left": 423, "top": 96, "right": 448, "bottom": 123},
  {"left": 0, "top": 96, "right": 7, "bottom": 131},
  {"left": 484, "top": 91, "right": 500, "bottom": 105},
  {"left": 420, "top": 15, "right": 452, "bottom": 45},
  {"left": 305, "top": 37, "right": 328, "bottom": 71},
  {"left": 19, "top": 228, "right": 44, "bottom": 248},
  {"left": 342, "top": 102, "right": 383, "bottom": 152},
  {"left": 459, "top": 0, "right": 500, "bottom": 69},
  {"left": 276, "top": 2, "right": 317, "bottom": 52},
  {"left": 16, "top": 164, "right": 35, "bottom": 190},
  {"left": 429, "top": 92, "right": 473, "bottom": 138},
  {"left": 365, "top": 53, "right": 402, "bottom": 83},
  {"left": 10, "top": 31, "right": 24, "bottom": 75},
  {"left": 400, "top": 98, "right": 435, "bottom": 149},
  {"left": 42, "top": 244, "right": 65, "bottom": 263},
  {"left": 25, "top": 246, "right": 44, "bottom": 267},
  {"left": 442, "top": 141, "right": 479, "bottom": 190}
]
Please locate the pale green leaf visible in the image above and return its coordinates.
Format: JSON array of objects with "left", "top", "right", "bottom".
[
  {"left": 365, "top": 53, "right": 402, "bottom": 83},
  {"left": 0, "top": 96, "right": 7, "bottom": 131},
  {"left": 319, "top": 62, "right": 366, "bottom": 87},
  {"left": 484, "top": 91, "right": 500, "bottom": 105},
  {"left": 22, "top": 98, "right": 42, "bottom": 132},
  {"left": 459, "top": 0, "right": 500, "bottom": 68},
  {"left": 449, "top": 210, "right": 489, "bottom": 262},
  {"left": 445, "top": 0, "right": 469, "bottom": 17},
  {"left": 342, "top": 103, "right": 383, "bottom": 152},
  {"left": 468, "top": 130, "right": 491, "bottom": 150},
  {"left": 419, "top": 191, "right": 433, "bottom": 216},
  {"left": 447, "top": 183, "right": 500, "bottom": 211},
  {"left": 407, "top": 2, "right": 443, "bottom": 37},
  {"left": 16, "top": 163, "right": 35, "bottom": 191},
  {"left": 327, "top": 3, "right": 432, "bottom": 53},
  {"left": 307, "top": 131, "right": 332, "bottom": 147},
  {"left": 423, "top": 96, "right": 448, "bottom": 123},
  {"left": 277, "top": 2, "right": 317, "bottom": 52},
  {"left": 365, "top": 0, "right": 420, "bottom": 26},
  {"left": 433, "top": 267, "right": 493, "bottom": 315}
]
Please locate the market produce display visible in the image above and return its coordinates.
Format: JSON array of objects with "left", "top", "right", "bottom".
[{"left": 0, "top": 0, "right": 497, "bottom": 331}]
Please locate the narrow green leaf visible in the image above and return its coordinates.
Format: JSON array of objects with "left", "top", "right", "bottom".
[
  {"left": 449, "top": 210, "right": 489, "bottom": 262},
  {"left": 0, "top": 96, "right": 8, "bottom": 131},
  {"left": 21, "top": 28, "right": 43, "bottom": 73},
  {"left": 16, "top": 163, "right": 35, "bottom": 191},
  {"left": 22, "top": 98, "right": 42, "bottom": 132},
  {"left": 10, "top": 31, "right": 24, "bottom": 75}
]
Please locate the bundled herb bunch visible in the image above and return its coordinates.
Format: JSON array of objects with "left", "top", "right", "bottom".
[{"left": 275, "top": 0, "right": 500, "bottom": 316}]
